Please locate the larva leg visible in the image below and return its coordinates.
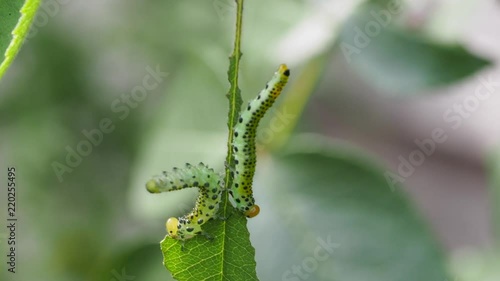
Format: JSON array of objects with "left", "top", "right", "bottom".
[
  {"left": 230, "top": 64, "right": 290, "bottom": 217},
  {"left": 146, "top": 162, "right": 222, "bottom": 241}
]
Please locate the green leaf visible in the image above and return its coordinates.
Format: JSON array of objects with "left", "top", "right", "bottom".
[
  {"left": 161, "top": 211, "right": 256, "bottom": 281},
  {"left": 338, "top": 2, "right": 491, "bottom": 94},
  {"left": 252, "top": 134, "right": 451, "bottom": 280},
  {"left": 160, "top": 1, "right": 258, "bottom": 280},
  {"left": 0, "top": 0, "right": 41, "bottom": 80}
]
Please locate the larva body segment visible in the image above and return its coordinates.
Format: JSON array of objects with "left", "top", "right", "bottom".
[
  {"left": 146, "top": 162, "right": 222, "bottom": 240},
  {"left": 230, "top": 64, "right": 290, "bottom": 217}
]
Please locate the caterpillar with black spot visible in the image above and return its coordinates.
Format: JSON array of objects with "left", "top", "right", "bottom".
[
  {"left": 229, "top": 64, "right": 290, "bottom": 217},
  {"left": 146, "top": 162, "right": 222, "bottom": 240},
  {"left": 145, "top": 64, "right": 290, "bottom": 240}
]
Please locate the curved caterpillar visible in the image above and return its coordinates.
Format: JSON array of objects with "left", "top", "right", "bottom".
[
  {"left": 230, "top": 64, "right": 290, "bottom": 218},
  {"left": 146, "top": 162, "right": 222, "bottom": 240},
  {"left": 145, "top": 64, "right": 290, "bottom": 240}
]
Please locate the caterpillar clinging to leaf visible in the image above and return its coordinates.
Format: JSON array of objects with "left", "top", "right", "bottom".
[
  {"left": 145, "top": 64, "right": 290, "bottom": 241},
  {"left": 146, "top": 162, "right": 222, "bottom": 240},
  {"left": 229, "top": 64, "right": 290, "bottom": 218}
]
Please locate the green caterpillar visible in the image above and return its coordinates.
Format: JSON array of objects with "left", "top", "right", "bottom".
[
  {"left": 229, "top": 64, "right": 290, "bottom": 218},
  {"left": 145, "top": 64, "right": 290, "bottom": 240},
  {"left": 146, "top": 163, "right": 222, "bottom": 240}
]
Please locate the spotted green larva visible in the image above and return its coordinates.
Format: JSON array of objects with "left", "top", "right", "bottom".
[
  {"left": 146, "top": 162, "right": 222, "bottom": 240},
  {"left": 145, "top": 65, "right": 290, "bottom": 239},
  {"left": 230, "top": 64, "right": 290, "bottom": 217}
]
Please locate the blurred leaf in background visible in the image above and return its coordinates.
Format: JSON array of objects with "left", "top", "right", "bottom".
[
  {"left": 337, "top": 0, "right": 491, "bottom": 94},
  {"left": 250, "top": 135, "right": 450, "bottom": 280}
]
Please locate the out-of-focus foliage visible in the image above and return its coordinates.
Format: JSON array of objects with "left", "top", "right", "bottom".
[
  {"left": 337, "top": 1, "right": 490, "bottom": 94},
  {"left": 251, "top": 135, "right": 450, "bottom": 280},
  {"left": 449, "top": 250, "right": 500, "bottom": 281},
  {"left": 0, "top": 0, "right": 495, "bottom": 280},
  {"left": 491, "top": 152, "right": 500, "bottom": 249}
]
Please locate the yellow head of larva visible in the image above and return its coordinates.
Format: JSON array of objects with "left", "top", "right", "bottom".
[
  {"left": 166, "top": 217, "right": 179, "bottom": 238},
  {"left": 146, "top": 180, "right": 160, "bottom": 193},
  {"left": 278, "top": 64, "right": 290, "bottom": 78}
]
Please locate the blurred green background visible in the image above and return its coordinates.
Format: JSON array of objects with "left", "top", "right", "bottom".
[{"left": 1, "top": 0, "right": 500, "bottom": 280}]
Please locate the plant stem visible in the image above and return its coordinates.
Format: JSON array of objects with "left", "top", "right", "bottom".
[{"left": 222, "top": 0, "right": 245, "bottom": 218}]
